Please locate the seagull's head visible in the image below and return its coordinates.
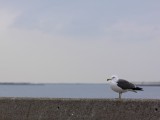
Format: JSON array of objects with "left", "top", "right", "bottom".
[{"left": 107, "top": 75, "right": 118, "bottom": 81}]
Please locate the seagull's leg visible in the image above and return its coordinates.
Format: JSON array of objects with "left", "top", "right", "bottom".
[{"left": 119, "top": 93, "right": 122, "bottom": 99}]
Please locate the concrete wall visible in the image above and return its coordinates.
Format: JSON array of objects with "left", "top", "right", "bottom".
[{"left": 0, "top": 98, "right": 159, "bottom": 120}]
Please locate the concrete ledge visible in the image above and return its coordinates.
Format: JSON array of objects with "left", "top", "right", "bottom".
[{"left": 0, "top": 98, "right": 159, "bottom": 120}]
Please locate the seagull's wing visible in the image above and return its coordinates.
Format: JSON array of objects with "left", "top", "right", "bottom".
[{"left": 117, "top": 79, "right": 135, "bottom": 90}]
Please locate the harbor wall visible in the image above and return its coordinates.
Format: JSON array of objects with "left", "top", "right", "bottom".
[{"left": 0, "top": 98, "right": 159, "bottom": 120}]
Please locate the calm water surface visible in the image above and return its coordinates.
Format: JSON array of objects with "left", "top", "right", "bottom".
[{"left": 0, "top": 84, "right": 159, "bottom": 99}]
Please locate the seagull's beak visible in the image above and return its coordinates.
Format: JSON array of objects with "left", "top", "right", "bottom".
[{"left": 107, "top": 78, "right": 111, "bottom": 81}]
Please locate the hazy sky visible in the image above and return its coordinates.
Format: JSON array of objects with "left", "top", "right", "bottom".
[{"left": 0, "top": 0, "right": 160, "bottom": 83}]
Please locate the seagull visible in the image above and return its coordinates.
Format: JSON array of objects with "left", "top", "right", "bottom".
[{"left": 107, "top": 75, "right": 143, "bottom": 99}]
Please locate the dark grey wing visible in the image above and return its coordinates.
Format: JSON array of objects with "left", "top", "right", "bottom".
[{"left": 117, "top": 79, "right": 135, "bottom": 90}]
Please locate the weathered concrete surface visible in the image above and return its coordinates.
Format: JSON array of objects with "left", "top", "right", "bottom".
[{"left": 0, "top": 98, "right": 159, "bottom": 120}]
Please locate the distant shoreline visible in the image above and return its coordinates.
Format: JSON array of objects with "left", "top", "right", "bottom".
[
  {"left": 0, "top": 82, "right": 159, "bottom": 86},
  {"left": 0, "top": 83, "right": 44, "bottom": 85}
]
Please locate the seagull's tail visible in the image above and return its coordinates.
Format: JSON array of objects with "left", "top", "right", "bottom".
[{"left": 132, "top": 87, "right": 143, "bottom": 91}]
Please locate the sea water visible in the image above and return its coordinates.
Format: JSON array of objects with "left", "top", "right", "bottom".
[{"left": 0, "top": 84, "right": 159, "bottom": 99}]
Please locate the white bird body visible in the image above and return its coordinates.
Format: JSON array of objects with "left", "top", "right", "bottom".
[{"left": 110, "top": 81, "right": 127, "bottom": 93}]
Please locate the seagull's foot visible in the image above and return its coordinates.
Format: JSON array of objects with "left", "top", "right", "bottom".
[{"left": 115, "top": 98, "right": 122, "bottom": 100}]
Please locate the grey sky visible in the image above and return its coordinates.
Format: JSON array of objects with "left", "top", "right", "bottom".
[{"left": 0, "top": 1, "right": 160, "bottom": 83}]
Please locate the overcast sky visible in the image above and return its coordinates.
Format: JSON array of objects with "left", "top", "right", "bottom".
[{"left": 0, "top": 0, "right": 160, "bottom": 83}]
